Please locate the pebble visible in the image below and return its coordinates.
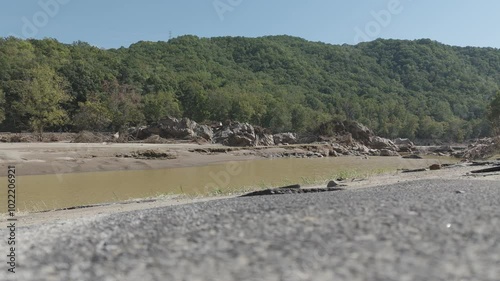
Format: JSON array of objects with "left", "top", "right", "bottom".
[
  {"left": 430, "top": 164, "right": 442, "bottom": 170},
  {"left": 327, "top": 181, "right": 339, "bottom": 188}
]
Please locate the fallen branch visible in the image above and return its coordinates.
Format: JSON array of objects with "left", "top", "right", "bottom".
[
  {"left": 240, "top": 186, "right": 346, "bottom": 197},
  {"left": 401, "top": 168, "right": 427, "bottom": 173},
  {"left": 471, "top": 166, "right": 500, "bottom": 174}
]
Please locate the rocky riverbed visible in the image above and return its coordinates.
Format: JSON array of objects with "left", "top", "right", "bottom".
[{"left": 0, "top": 118, "right": 498, "bottom": 164}]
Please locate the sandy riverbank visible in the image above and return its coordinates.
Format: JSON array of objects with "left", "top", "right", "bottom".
[
  {"left": 0, "top": 142, "right": 498, "bottom": 227},
  {"left": 0, "top": 142, "right": 277, "bottom": 176}
]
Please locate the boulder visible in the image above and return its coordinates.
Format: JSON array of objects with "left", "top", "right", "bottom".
[
  {"left": 157, "top": 117, "right": 196, "bottom": 139},
  {"left": 129, "top": 126, "right": 150, "bottom": 140},
  {"left": 394, "top": 138, "right": 415, "bottom": 152},
  {"left": 329, "top": 150, "right": 339, "bottom": 157},
  {"left": 355, "top": 144, "right": 370, "bottom": 154},
  {"left": 338, "top": 134, "right": 354, "bottom": 146},
  {"left": 194, "top": 124, "right": 213, "bottom": 142},
  {"left": 394, "top": 138, "right": 414, "bottom": 146},
  {"left": 257, "top": 133, "right": 275, "bottom": 146},
  {"left": 134, "top": 117, "right": 214, "bottom": 142},
  {"left": 327, "top": 181, "right": 339, "bottom": 188},
  {"left": 213, "top": 122, "right": 257, "bottom": 147},
  {"left": 273, "top": 133, "right": 298, "bottom": 145},
  {"left": 227, "top": 134, "right": 255, "bottom": 147},
  {"left": 430, "top": 164, "right": 442, "bottom": 170},
  {"left": 380, "top": 149, "right": 400, "bottom": 157},
  {"left": 370, "top": 136, "right": 398, "bottom": 151},
  {"left": 336, "top": 121, "right": 374, "bottom": 145},
  {"left": 330, "top": 143, "right": 350, "bottom": 155}
]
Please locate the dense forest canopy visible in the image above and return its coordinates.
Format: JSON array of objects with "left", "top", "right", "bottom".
[{"left": 1, "top": 35, "right": 499, "bottom": 141}]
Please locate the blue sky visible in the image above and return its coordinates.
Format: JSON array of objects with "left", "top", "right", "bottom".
[{"left": 1, "top": 0, "right": 499, "bottom": 49}]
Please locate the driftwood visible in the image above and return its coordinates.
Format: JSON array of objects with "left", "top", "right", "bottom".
[
  {"left": 470, "top": 161, "right": 497, "bottom": 166},
  {"left": 401, "top": 168, "right": 427, "bottom": 173},
  {"left": 278, "top": 184, "right": 301, "bottom": 189},
  {"left": 471, "top": 166, "right": 500, "bottom": 174},
  {"left": 402, "top": 155, "right": 423, "bottom": 159},
  {"left": 240, "top": 186, "right": 346, "bottom": 197}
]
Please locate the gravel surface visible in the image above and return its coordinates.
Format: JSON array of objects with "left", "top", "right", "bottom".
[{"left": 3, "top": 179, "right": 500, "bottom": 281}]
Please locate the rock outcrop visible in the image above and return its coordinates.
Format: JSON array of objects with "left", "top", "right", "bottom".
[
  {"left": 214, "top": 122, "right": 256, "bottom": 147},
  {"left": 133, "top": 117, "right": 213, "bottom": 142},
  {"left": 380, "top": 149, "right": 400, "bottom": 157},
  {"left": 462, "top": 137, "right": 499, "bottom": 160},
  {"left": 394, "top": 138, "right": 415, "bottom": 152},
  {"left": 318, "top": 120, "right": 400, "bottom": 155},
  {"left": 273, "top": 133, "right": 298, "bottom": 145},
  {"left": 330, "top": 120, "right": 373, "bottom": 145},
  {"left": 213, "top": 122, "right": 277, "bottom": 147},
  {"left": 131, "top": 117, "right": 410, "bottom": 156},
  {"left": 371, "top": 136, "right": 398, "bottom": 151}
]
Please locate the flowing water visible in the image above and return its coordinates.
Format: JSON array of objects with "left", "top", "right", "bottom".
[{"left": 0, "top": 156, "right": 455, "bottom": 212}]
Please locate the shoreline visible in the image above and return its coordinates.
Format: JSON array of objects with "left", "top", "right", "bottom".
[
  {"left": 3, "top": 158, "right": 499, "bottom": 227},
  {"left": 0, "top": 142, "right": 498, "bottom": 227},
  {"left": 0, "top": 142, "right": 260, "bottom": 177},
  {"left": 0, "top": 141, "right": 453, "bottom": 177}
]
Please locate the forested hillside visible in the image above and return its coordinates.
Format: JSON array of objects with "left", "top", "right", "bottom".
[{"left": 1, "top": 35, "right": 499, "bottom": 141}]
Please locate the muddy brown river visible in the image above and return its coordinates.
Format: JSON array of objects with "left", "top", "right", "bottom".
[{"left": 0, "top": 156, "right": 454, "bottom": 212}]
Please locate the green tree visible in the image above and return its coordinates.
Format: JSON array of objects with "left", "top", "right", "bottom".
[
  {"left": 142, "top": 91, "right": 182, "bottom": 123},
  {"left": 17, "top": 65, "right": 70, "bottom": 139},
  {"left": 3, "top": 36, "right": 500, "bottom": 140},
  {"left": 0, "top": 89, "right": 5, "bottom": 124},
  {"left": 488, "top": 91, "right": 500, "bottom": 136},
  {"left": 418, "top": 116, "right": 445, "bottom": 140},
  {"left": 206, "top": 89, "right": 232, "bottom": 121},
  {"left": 103, "top": 80, "right": 145, "bottom": 132},
  {"left": 73, "top": 93, "right": 112, "bottom": 131},
  {"left": 177, "top": 78, "right": 210, "bottom": 122}
]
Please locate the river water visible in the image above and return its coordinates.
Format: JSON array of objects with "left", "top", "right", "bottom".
[{"left": 0, "top": 156, "right": 454, "bottom": 212}]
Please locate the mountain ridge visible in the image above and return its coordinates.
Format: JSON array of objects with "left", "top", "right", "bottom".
[{"left": 0, "top": 35, "right": 499, "bottom": 141}]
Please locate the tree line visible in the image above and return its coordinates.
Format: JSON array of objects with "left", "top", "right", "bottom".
[{"left": 0, "top": 35, "right": 499, "bottom": 141}]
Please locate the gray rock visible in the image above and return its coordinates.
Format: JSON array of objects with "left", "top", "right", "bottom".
[
  {"left": 394, "top": 138, "right": 415, "bottom": 152},
  {"left": 333, "top": 121, "right": 374, "bottom": 145},
  {"left": 257, "top": 133, "right": 275, "bottom": 146},
  {"left": 134, "top": 117, "right": 215, "bottom": 142},
  {"left": 330, "top": 144, "right": 349, "bottom": 155},
  {"left": 371, "top": 136, "right": 398, "bottom": 151},
  {"left": 394, "top": 138, "right": 414, "bottom": 146},
  {"left": 213, "top": 122, "right": 257, "bottom": 147},
  {"left": 157, "top": 117, "right": 197, "bottom": 139},
  {"left": 430, "top": 164, "right": 442, "bottom": 170},
  {"left": 327, "top": 181, "right": 339, "bottom": 187},
  {"left": 194, "top": 125, "right": 214, "bottom": 142},
  {"left": 329, "top": 150, "right": 339, "bottom": 157},
  {"left": 273, "top": 133, "right": 297, "bottom": 145},
  {"left": 129, "top": 126, "right": 150, "bottom": 140},
  {"left": 380, "top": 149, "right": 400, "bottom": 157}
]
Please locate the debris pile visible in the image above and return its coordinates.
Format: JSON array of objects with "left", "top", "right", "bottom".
[{"left": 462, "top": 137, "right": 500, "bottom": 160}]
